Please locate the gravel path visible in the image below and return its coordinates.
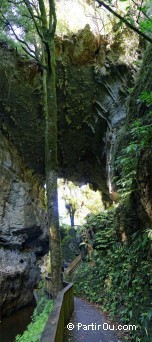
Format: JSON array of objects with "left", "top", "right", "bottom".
[{"left": 64, "top": 297, "right": 121, "bottom": 342}]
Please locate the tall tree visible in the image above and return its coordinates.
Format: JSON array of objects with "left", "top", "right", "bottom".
[{"left": 0, "top": 0, "right": 63, "bottom": 297}]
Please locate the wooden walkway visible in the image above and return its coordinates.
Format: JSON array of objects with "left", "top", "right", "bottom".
[{"left": 64, "top": 255, "right": 82, "bottom": 276}]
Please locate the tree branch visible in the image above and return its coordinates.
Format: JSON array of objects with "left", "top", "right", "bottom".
[
  {"left": 38, "top": 0, "right": 48, "bottom": 28},
  {"left": 20, "top": 12, "right": 41, "bottom": 21},
  {"left": 28, "top": 0, "right": 41, "bottom": 17},
  {"left": 132, "top": 0, "right": 152, "bottom": 22},
  {"left": 0, "top": 11, "right": 46, "bottom": 68},
  {"left": 49, "top": 0, "right": 57, "bottom": 35},
  {"left": 2, "top": 15, "right": 35, "bottom": 52},
  {"left": 23, "top": 0, "right": 45, "bottom": 42},
  {"left": 137, "top": 0, "right": 143, "bottom": 23},
  {"left": 8, "top": 0, "right": 24, "bottom": 4},
  {"left": 21, "top": 45, "right": 46, "bottom": 69},
  {"left": 95, "top": 0, "right": 152, "bottom": 44}
]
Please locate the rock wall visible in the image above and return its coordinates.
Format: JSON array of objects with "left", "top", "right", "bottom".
[
  {"left": 0, "top": 249, "right": 39, "bottom": 317},
  {"left": 0, "top": 131, "right": 48, "bottom": 252},
  {"left": 0, "top": 131, "right": 48, "bottom": 317}
]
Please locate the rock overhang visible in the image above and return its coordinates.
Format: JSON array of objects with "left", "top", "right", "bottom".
[{"left": 0, "top": 27, "right": 134, "bottom": 194}]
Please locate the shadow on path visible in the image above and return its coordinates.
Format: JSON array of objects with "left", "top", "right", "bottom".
[{"left": 64, "top": 297, "right": 122, "bottom": 342}]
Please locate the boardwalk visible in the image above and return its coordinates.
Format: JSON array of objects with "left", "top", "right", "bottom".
[{"left": 64, "top": 297, "right": 121, "bottom": 342}]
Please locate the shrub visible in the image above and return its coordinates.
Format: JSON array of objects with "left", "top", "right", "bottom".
[{"left": 74, "top": 210, "right": 152, "bottom": 341}]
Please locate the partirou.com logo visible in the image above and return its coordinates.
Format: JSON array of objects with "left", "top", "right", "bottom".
[{"left": 67, "top": 322, "right": 137, "bottom": 332}]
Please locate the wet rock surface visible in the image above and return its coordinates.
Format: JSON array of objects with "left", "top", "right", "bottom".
[{"left": 0, "top": 248, "right": 40, "bottom": 317}]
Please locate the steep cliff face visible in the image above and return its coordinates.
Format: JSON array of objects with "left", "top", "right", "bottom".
[
  {"left": 0, "top": 132, "right": 48, "bottom": 252},
  {"left": 0, "top": 132, "right": 48, "bottom": 317}
]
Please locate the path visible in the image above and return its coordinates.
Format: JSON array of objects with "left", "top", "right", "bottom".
[{"left": 64, "top": 297, "right": 122, "bottom": 342}]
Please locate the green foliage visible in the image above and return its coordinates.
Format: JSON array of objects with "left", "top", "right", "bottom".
[
  {"left": 15, "top": 295, "right": 53, "bottom": 342},
  {"left": 61, "top": 234, "right": 76, "bottom": 261},
  {"left": 140, "top": 19, "right": 152, "bottom": 33},
  {"left": 83, "top": 210, "right": 116, "bottom": 254},
  {"left": 60, "top": 224, "right": 80, "bottom": 262},
  {"left": 0, "top": 0, "right": 38, "bottom": 55},
  {"left": 140, "top": 91, "right": 152, "bottom": 105},
  {"left": 114, "top": 91, "right": 152, "bottom": 196},
  {"left": 59, "top": 224, "right": 70, "bottom": 240},
  {"left": 74, "top": 210, "right": 152, "bottom": 341},
  {"left": 85, "top": 210, "right": 115, "bottom": 229}
]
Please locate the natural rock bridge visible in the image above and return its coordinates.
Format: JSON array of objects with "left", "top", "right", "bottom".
[
  {"left": 0, "top": 26, "right": 133, "bottom": 197},
  {"left": 0, "top": 25, "right": 134, "bottom": 317}
]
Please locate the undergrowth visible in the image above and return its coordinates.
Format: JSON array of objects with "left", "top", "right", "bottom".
[{"left": 74, "top": 211, "right": 152, "bottom": 341}]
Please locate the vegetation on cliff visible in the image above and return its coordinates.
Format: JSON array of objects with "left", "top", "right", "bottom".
[{"left": 74, "top": 208, "right": 152, "bottom": 341}]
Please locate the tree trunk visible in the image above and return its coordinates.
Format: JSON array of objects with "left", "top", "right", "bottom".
[
  {"left": 44, "top": 39, "right": 63, "bottom": 297},
  {"left": 70, "top": 209, "right": 75, "bottom": 227},
  {"left": 46, "top": 170, "right": 62, "bottom": 297}
]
